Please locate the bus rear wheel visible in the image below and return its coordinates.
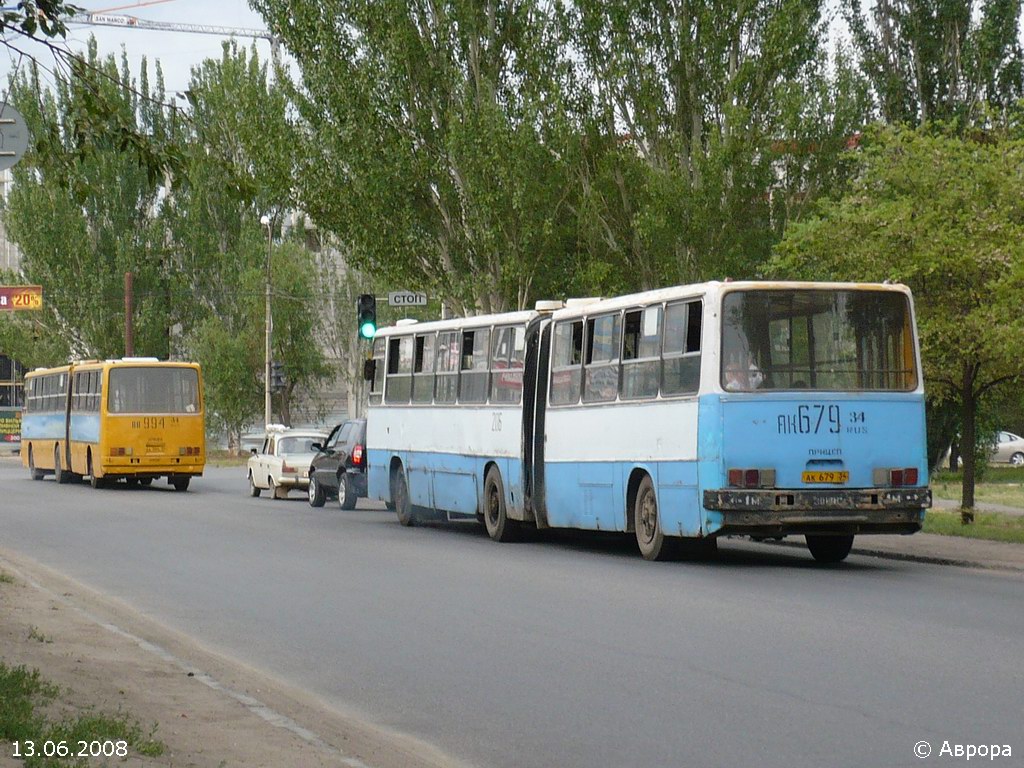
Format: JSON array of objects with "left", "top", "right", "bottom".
[
  {"left": 634, "top": 475, "right": 675, "bottom": 561},
  {"left": 28, "top": 446, "right": 44, "bottom": 481},
  {"left": 805, "top": 534, "right": 854, "bottom": 564},
  {"left": 484, "top": 467, "right": 518, "bottom": 542},
  {"left": 172, "top": 477, "right": 190, "bottom": 492},
  {"left": 88, "top": 453, "right": 104, "bottom": 489},
  {"left": 391, "top": 465, "right": 415, "bottom": 526},
  {"left": 54, "top": 446, "right": 71, "bottom": 485}
]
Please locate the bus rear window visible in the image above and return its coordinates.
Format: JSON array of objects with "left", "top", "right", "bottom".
[
  {"left": 108, "top": 367, "right": 200, "bottom": 414},
  {"left": 721, "top": 290, "right": 917, "bottom": 392}
]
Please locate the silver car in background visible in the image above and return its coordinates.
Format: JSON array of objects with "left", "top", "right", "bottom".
[{"left": 993, "top": 431, "right": 1024, "bottom": 466}]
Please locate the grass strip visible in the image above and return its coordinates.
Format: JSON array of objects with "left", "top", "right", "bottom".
[{"left": 924, "top": 509, "right": 1024, "bottom": 544}]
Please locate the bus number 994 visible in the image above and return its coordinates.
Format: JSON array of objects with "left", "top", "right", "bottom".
[
  {"left": 132, "top": 417, "right": 170, "bottom": 429},
  {"left": 778, "top": 404, "right": 841, "bottom": 435}
]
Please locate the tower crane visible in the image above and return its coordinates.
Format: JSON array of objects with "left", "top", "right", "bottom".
[{"left": 68, "top": 12, "right": 273, "bottom": 42}]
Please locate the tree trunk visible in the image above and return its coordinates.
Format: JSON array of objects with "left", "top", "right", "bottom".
[{"left": 959, "top": 364, "right": 976, "bottom": 523}]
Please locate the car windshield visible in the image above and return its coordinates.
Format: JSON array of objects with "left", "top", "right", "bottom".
[
  {"left": 277, "top": 436, "right": 323, "bottom": 454},
  {"left": 721, "top": 289, "right": 917, "bottom": 392}
]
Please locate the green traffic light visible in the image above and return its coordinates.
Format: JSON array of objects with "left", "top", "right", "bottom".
[{"left": 359, "top": 321, "right": 376, "bottom": 339}]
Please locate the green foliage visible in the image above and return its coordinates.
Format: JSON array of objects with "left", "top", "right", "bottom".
[
  {"left": 2, "top": 42, "right": 177, "bottom": 362},
  {"left": 0, "top": 663, "right": 56, "bottom": 742},
  {"left": 252, "top": 0, "right": 579, "bottom": 313},
  {"left": 772, "top": 125, "right": 1024, "bottom": 507},
  {"left": 843, "top": 0, "right": 1024, "bottom": 126},
  {"left": 1, "top": 1, "right": 79, "bottom": 39}
]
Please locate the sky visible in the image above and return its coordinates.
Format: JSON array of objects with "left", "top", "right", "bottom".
[{"left": 0, "top": 0, "right": 274, "bottom": 98}]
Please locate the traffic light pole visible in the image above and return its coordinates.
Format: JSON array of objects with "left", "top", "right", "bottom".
[{"left": 262, "top": 216, "right": 272, "bottom": 428}]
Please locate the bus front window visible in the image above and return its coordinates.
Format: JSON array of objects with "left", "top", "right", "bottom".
[{"left": 721, "top": 290, "right": 917, "bottom": 392}]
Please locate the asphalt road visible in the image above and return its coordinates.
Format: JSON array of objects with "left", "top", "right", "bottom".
[{"left": 1, "top": 461, "right": 1022, "bottom": 768}]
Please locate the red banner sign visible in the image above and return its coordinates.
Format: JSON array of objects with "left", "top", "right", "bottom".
[{"left": 0, "top": 285, "right": 42, "bottom": 310}]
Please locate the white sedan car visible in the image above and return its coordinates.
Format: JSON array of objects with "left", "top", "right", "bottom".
[{"left": 247, "top": 427, "right": 328, "bottom": 499}]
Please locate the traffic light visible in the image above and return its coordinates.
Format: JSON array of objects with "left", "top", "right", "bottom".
[
  {"left": 270, "top": 361, "right": 286, "bottom": 392},
  {"left": 357, "top": 294, "right": 377, "bottom": 339}
]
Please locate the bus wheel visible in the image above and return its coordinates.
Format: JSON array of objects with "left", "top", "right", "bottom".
[
  {"left": 634, "top": 475, "right": 674, "bottom": 561},
  {"left": 140, "top": 478, "right": 153, "bottom": 487},
  {"left": 54, "top": 446, "right": 71, "bottom": 485},
  {"left": 28, "top": 447, "right": 44, "bottom": 481},
  {"left": 391, "top": 465, "right": 415, "bottom": 526},
  {"left": 88, "top": 453, "right": 104, "bottom": 489},
  {"left": 805, "top": 534, "right": 854, "bottom": 564},
  {"left": 484, "top": 467, "right": 518, "bottom": 542},
  {"left": 308, "top": 476, "right": 325, "bottom": 507},
  {"left": 338, "top": 473, "right": 357, "bottom": 511},
  {"left": 172, "top": 477, "right": 190, "bottom": 492},
  {"left": 248, "top": 472, "right": 261, "bottom": 498}
]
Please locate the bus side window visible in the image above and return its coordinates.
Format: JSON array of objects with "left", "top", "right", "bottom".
[
  {"left": 583, "top": 313, "right": 621, "bottom": 403},
  {"left": 368, "top": 338, "right": 386, "bottom": 405},
  {"left": 663, "top": 300, "right": 701, "bottom": 395},
  {"left": 412, "top": 333, "right": 436, "bottom": 404},
  {"left": 490, "top": 326, "right": 524, "bottom": 405},
  {"left": 435, "top": 331, "right": 459, "bottom": 404},
  {"left": 459, "top": 328, "right": 490, "bottom": 404},
  {"left": 550, "top": 320, "right": 584, "bottom": 405},
  {"left": 386, "top": 336, "right": 414, "bottom": 404},
  {"left": 621, "top": 306, "right": 662, "bottom": 400}
]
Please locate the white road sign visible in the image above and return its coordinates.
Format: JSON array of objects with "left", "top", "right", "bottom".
[{"left": 388, "top": 291, "right": 428, "bottom": 307}]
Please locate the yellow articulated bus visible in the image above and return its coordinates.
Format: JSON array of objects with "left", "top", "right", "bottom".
[{"left": 22, "top": 358, "right": 205, "bottom": 491}]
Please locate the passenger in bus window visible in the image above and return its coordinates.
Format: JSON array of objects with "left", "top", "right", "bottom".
[{"left": 724, "top": 351, "right": 764, "bottom": 390}]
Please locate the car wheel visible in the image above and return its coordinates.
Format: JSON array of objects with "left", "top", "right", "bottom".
[
  {"left": 338, "top": 473, "right": 357, "bottom": 510},
  {"left": 806, "top": 534, "right": 854, "bottom": 564},
  {"left": 1011, "top": 452, "right": 1024, "bottom": 467},
  {"left": 308, "top": 476, "right": 325, "bottom": 507},
  {"left": 249, "top": 472, "right": 261, "bottom": 497}
]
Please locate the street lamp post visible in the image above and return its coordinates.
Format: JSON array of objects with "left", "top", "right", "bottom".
[{"left": 260, "top": 214, "right": 272, "bottom": 428}]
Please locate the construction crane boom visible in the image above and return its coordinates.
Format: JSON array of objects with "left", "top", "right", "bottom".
[{"left": 69, "top": 13, "right": 273, "bottom": 41}]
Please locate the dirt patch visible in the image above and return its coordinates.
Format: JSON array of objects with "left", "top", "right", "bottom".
[{"left": 0, "top": 549, "right": 463, "bottom": 768}]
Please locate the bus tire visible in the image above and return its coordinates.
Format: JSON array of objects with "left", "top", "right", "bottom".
[
  {"left": 140, "top": 477, "right": 153, "bottom": 487},
  {"left": 634, "top": 475, "right": 675, "bottom": 561},
  {"left": 338, "top": 473, "right": 357, "bottom": 510},
  {"left": 248, "top": 472, "right": 261, "bottom": 497},
  {"left": 54, "top": 446, "right": 71, "bottom": 485},
  {"left": 28, "top": 446, "right": 44, "bottom": 481},
  {"left": 308, "top": 476, "right": 325, "bottom": 507},
  {"left": 484, "top": 467, "right": 518, "bottom": 542},
  {"left": 391, "top": 465, "right": 415, "bottom": 526},
  {"left": 805, "top": 534, "right": 854, "bottom": 564},
  {"left": 88, "top": 453, "right": 104, "bottom": 489},
  {"left": 172, "top": 477, "right": 190, "bottom": 492}
]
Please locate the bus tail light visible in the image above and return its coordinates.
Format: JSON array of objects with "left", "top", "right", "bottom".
[
  {"left": 727, "top": 468, "right": 776, "bottom": 488},
  {"left": 352, "top": 444, "right": 364, "bottom": 467},
  {"left": 873, "top": 467, "right": 920, "bottom": 486},
  {"left": 179, "top": 446, "right": 201, "bottom": 456},
  {"left": 111, "top": 447, "right": 132, "bottom": 456}
]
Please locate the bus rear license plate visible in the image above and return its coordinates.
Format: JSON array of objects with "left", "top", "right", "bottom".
[{"left": 802, "top": 471, "right": 849, "bottom": 484}]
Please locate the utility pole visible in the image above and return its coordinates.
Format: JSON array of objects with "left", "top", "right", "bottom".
[
  {"left": 124, "top": 271, "right": 134, "bottom": 357},
  {"left": 260, "top": 215, "right": 272, "bottom": 428}
]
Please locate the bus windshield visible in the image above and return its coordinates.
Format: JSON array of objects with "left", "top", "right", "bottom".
[
  {"left": 108, "top": 367, "right": 200, "bottom": 414},
  {"left": 721, "top": 290, "right": 917, "bottom": 392}
]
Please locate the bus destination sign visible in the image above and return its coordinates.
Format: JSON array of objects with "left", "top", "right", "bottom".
[{"left": 0, "top": 285, "right": 43, "bottom": 311}]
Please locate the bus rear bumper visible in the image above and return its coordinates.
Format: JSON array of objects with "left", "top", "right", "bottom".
[{"left": 703, "top": 488, "right": 930, "bottom": 536}]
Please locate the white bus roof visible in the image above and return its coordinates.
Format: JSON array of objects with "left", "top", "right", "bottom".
[
  {"left": 549, "top": 280, "right": 911, "bottom": 320},
  {"left": 374, "top": 309, "right": 538, "bottom": 338}
]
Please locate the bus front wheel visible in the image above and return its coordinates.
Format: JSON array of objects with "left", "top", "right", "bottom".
[
  {"left": 484, "top": 467, "right": 518, "bottom": 542},
  {"left": 805, "top": 534, "right": 854, "bottom": 564},
  {"left": 634, "top": 475, "right": 675, "bottom": 561},
  {"left": 391, "top": 466, "right": 415, "bottom": 526}
]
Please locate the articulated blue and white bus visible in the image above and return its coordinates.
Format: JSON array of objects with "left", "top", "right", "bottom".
[{"left": 366, "top": 282, "right": 931, "bottom": 562}]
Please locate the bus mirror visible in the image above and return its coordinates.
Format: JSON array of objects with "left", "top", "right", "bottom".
[{"left": 363, "top": 359, "right": 376, "bottom": 382}]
